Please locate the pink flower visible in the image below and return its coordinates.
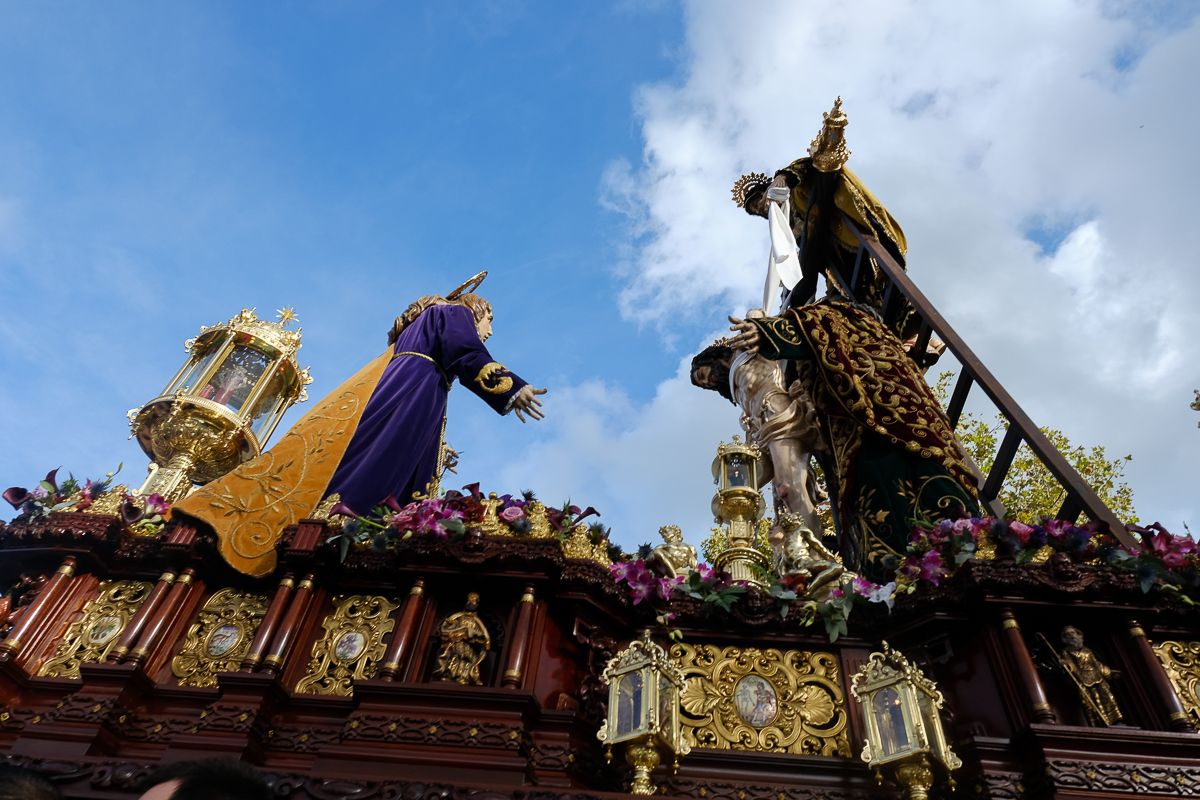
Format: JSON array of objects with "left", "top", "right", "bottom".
[
  {"left": 144, "top": 493, "right": 170, "bottom": 515},
  {"left": 1009, "top": 521, "right": 1035, "bottom": 546},
  {"left": 919, "top": 550, "right": 946, "bottom": 585},
  {"left": 499, "top": 506, "right": 525, "bottom": 523}
]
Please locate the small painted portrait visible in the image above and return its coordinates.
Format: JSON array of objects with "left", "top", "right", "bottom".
[
  {"left": 734, "top": 674, "right": 778, "bottom": 728},
  {"left": 334, "top": 630, "right": 366, "bottom": 662},
  {"left": 87, "top": 615, "right": 123, "bottom": 646},
  {"left": 205, "top": 623, "right": 242, "bottom": 658}
]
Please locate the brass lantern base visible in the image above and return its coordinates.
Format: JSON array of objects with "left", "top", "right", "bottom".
[
  {"left": 626, "top": 739, "right": 661, "bottom": 796},
  {"left": 715, "top": 544, "right": 770, "bottom": 588}
]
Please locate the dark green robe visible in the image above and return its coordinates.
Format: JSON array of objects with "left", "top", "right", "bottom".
[{"left": 750, "top": 300, "right": 978, "bottom": 578}]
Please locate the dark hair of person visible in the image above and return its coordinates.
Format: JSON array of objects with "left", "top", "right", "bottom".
[
  {"left": 0, "top": 765, "right": 61, "bottom": 800},
  {"left": 690, "top": 343, "right": 735, "bottom": 404},
  {"left": 138, "top": 759, "right": 271, "bottom": 800}
]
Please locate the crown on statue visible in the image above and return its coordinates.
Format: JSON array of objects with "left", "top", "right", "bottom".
[
  {"left": 808, "top": 96, "right": 851, "bottom": 173},
  {"left": 731, "top": 171, "right": 771, "bottom": 208}
]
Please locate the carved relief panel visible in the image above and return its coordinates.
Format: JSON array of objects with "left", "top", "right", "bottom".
[
  {"left": 37, "top": 580, "right": 152, "bottom": 679},
  {"left": 171, "top": 588, "right": 269, "bottom": 688},
  {"left": 670, "top": 643, "right": 850, "bottom": 756},
  {"left": 1153, "top": 639, "right": 1200, "bottom": 728},
  {"left": 295, "top": 594, "right": 398, "bottom": 696}
]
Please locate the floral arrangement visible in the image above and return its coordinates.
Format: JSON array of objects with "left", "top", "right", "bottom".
[
  {"left": 325, "top": 483, "right": 608, "bottom": 562},
  {"left": 610, "top": 516, "right": 1198, "bottom": 643},
  {"left": 4, "top": 466, "right": 122, "bottom": 519},
  {"left": 3, "top": 464, "right": 174, "bottom": 536}
]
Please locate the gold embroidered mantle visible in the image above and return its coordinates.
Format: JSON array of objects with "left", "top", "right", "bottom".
[{"left": 174, "top": 351, "right": 391, "bottom": 577}]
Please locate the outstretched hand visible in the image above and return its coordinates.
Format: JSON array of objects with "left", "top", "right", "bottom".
[
  {"left": 727, "top": 315, "right": 761, "bottom": 354},
  {"left": 513, "top": 386, "right": 548, "bottom": 423}
]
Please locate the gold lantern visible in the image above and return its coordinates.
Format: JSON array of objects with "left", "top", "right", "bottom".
[
  {"left": 597, "top": 629, "right": 690, "bottom": 795},
  {"left": 710, "top": 436, "right": 769, "bottom": 586},
  {"left": 850, "top": 642, "right": 961, "bottom": 800},
  {"left": 128, "top": 308, "right": 312, "bottom": 502}
]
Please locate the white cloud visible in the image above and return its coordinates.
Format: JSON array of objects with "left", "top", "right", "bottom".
[{"left": 579, "top": 0, "right": 1199, "bottom": 539}]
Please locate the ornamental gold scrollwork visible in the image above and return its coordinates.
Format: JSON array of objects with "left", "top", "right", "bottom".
[
  {"left": 171, "top": 588, "right": 270, "bottom": 688},
  {"left": 1153, "top": 639, "right": 1200, "bottom": 728},
  {"left": 670, "top": 643, "right": 850, "bottom": 757},
  {"left": 295, "top": 594, "right": 398, "bottom": 697},
  {"left": 37, "top": 580, "right": 153, "bottom": 679},
  {"left": 560, "top": 523, "right": 610, "bottom": 566}
]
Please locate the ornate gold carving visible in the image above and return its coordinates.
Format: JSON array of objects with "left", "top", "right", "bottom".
[
  {"left": 560, "top": 523, "right": 611, "bottom": 566},
  {"left": 37, "top": 580, "right": 153, "bottom": 679},
  {"left": 808, "top": 96, "right": 850, "bottom": 172},
  {"left": 171, "top": 588, "right": 270, "bottom": 688},
  {"left": 670, "top": 643, "right": 850, "bottom": 756},
  {"left": 432, "top": 593, "right": 491, "bottom": 685},
  {"left": 1153, "top": 640, "right": 1200, "bottom": 728},
  {"left": 295, "top": 594, "right": 398, "bottom": 696}
]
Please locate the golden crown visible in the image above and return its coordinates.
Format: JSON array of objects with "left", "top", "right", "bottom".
[
  {"left": 731, "top": 172, "right": 771, "bottom": 208},
  {"left": 808, "top": 96, "right": 850, "bottom": 173}
]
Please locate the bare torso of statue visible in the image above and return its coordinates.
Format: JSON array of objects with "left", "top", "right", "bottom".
[{"left": 729, "top": 348, "right": 824, "bottom": 537}]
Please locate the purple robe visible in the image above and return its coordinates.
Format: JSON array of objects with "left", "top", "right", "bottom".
[{"left": 325, "top": 304, "right": 528, "bottom": 514}]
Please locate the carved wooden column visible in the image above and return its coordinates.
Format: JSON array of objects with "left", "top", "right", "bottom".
[
  {"left": 0, "top": 557, "right": 76, "bottom": 664},
  {"left": 1127, "top": 619, "right": 1195, "bottom": 732},
  {"left": 124, "top": 568, "right": 196, "bottom": 667},
  {"left": 998, "top": 608, "right": 1056, "bottom": 723},
  {"left": 107, "top": 570, "right": 176, "bottom": 662},
  {"left": 502, "top": 585, "right": 536, "bottom": 688},
  {"left": 240, "top": 574, "right": 294, "bottom": 671},
  {"left": 379, "top": 578, "right": 425, "bottom": 681},
  {"left": 261, "top": 573, "right": 315, "bottom": 676}
]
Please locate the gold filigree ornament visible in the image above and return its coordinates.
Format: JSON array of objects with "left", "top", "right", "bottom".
[
  {"left": 731, "top": 172, "right": 771, "bottom": 208},
  {"left": 670, "top": 643, "right": 850, "bottom": 756},
  {"left": 295, "top": 594, "right": 399, "bottom": 697},
  {"left": 808, "top": 96, "right": 851, "bottom": 173},
  {"left": 560, "top": 522, "right": 611, "bottom": 567},
  {"left": 37, "top": 580, "right": 153, "bottom": 679},
  {"left": 1153, "top": 640, "right": 1200, "bottom": 728},
  {"left": 171, "top": 588, "right": 270, "bottom": 688}
]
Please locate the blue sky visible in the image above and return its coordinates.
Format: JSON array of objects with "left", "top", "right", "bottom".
[{"left": 2, "top": 2, "right": 1197, "bottom": 551}]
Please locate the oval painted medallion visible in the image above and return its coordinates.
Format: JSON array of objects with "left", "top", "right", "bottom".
[
  {"left": 205, "top": 623, "right": 241, "bottom": 657},
  {"left": 733, "top": 674, "right": 779, "bottom": 728},
  {"left": 333, "top": 630, "right": 366, "bottom": 662}
]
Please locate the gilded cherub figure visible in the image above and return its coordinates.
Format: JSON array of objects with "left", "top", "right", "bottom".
[
  {"left": 433, "top": 592, "right": 491, "bottom": 686},
  {"left": 1057, "top": 626, "right": 1123, "bottom": 726},
  {"left": 646, "top": 525, "right": 697, "bottom": 579},
  {"left": 769, "top": 510, "right": 843, "bottom": 594}
]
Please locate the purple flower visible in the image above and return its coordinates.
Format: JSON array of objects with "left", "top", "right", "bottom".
[
  {"left": 329, "top": 501, "right": 360, "bottom": 519},
  {"left": 499, "top": 506, "right": 525, "bottom": 523},
  {"left": 2, "top": 487, "right": 31, "bottom": 510},
  {"left": 144, "top": 493, "right": 170, "bottom": 515}
]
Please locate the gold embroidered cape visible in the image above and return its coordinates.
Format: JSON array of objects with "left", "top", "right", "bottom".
[{"left": 173, "top": 351, "right": 391, "bottom": 577}]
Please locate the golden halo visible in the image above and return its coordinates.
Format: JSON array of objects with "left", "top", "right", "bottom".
[{"left": 446, "top": 271, "right": 488, "bottom": 300}]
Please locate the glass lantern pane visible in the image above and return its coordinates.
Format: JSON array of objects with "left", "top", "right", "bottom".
[
  {"left": 917, "top": 690, "right": 946, "bottom": 758},
  {"left": 249, "top": 365, "right": 289, "bottom": 438},
  {"left": 615, "top": 671, "right": 645, "bottom": 738},
  {"left": 872, "top": 686, "right": 911, "bottom": 757},
  {"left": 172, "top": 346, "right": 224, "bottom": 395},
  {"left": 198, "top": 345, "right": 271, "bottom": 414},
  {"left": 726, "top": 455, "right": 749, "bottom": 488},
  {"left": 658, "top": 674, "right": 675, "bottom": 737}
]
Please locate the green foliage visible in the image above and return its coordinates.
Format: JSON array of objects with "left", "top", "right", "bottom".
[{"left": 932, "top": 372, "right": 1138, "bottom": 524}]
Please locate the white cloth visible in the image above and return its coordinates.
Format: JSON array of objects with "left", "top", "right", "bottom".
[{"left": 764, "top": 193, "right": 802, "bottom": 315}]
